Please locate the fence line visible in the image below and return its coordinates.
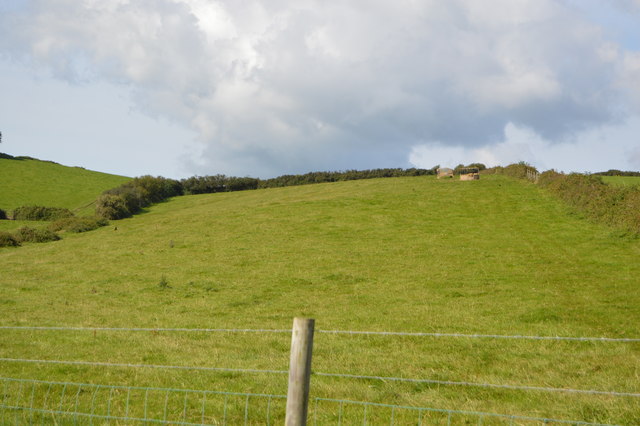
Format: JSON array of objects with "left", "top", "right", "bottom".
[
  {"left": 314, "top": 372, "right": 640, "bottom": 398},
  {"left": 317, "top": 330, "right": 640, "bottom": 342},
  {"left": 2, "top": 325, "right": 638, "bottom": 342},
  {"left": 0, "top": 377, "right": 621, "bottom": 426},
  {"left": 312, "top": 397, "right": 620, "bottom": 426},
  {"left": 2, "top": 357, "right": 637, "bottom": 399},
  {"left": 0, "top": 376, "right": 287, "bottom": 425},
  {"left": 0, "top": 357, "right": 287, "bottom": 376},
  {"left": 0, "top": 326, "right": 290, "bottom": 333},
  {"left": 526, "top": 168, "right": 540, "bottom": 183}
]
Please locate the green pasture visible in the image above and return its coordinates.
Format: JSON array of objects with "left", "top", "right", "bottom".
[
  {"left": 601, "top": 176, "right": 640, "bottom": 187},
  {"left": 0, "top": 156, "right": 129, "bottom": 215},
  {"left": 1, "top": 175, "right": 638, "bottom": 424}
]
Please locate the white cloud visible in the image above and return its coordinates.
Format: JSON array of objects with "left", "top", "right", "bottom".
[
  {"left": 1, "top": 0, "right": 638, "bottom": 176},
  {"left": 409, "top": 117, "right": 640, "bottom": 173}
]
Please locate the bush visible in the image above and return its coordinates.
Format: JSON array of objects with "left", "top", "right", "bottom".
[
  {"left": 95, "top": 194, "right": 131, "bottom": 220},
  {"left": 0, "top": 209, "right": 7, "bottom": 220},
  {"left": 0, "top": 231, "right": 20, "bottom": 247},
  {"left": 594, "top": 169, "right": 640, "bottom": 177},
  {"left": 98, "top": 176, "right": 183, "bottom": 218},
  {"left": 14, "top": 227, "right": 61, "bottom": 243},
  {"left": 49, "top": 216, "right": 109, "bottom": 233},
  {"left": 132, "top": 175, "right": 183, "bottom": 202},
  {"left": 12, "top": 206, "right": 74, "bottom": 221}
]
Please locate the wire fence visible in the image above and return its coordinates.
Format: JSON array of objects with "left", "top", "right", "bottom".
[
  {"left": 1, "top": 357, "right": 638, "bottom": 399},
  {"left": 0, "top": 377, "right": 621, "bottom": 426},
  {"left": 0, "top": 377, "right": 286, "bottom": 425},
  {"left": 2, "top": 325, "right": 638, "bottom": 342},
  {"left": 1, "top": 324, "right": 638, "bottom": 424}
]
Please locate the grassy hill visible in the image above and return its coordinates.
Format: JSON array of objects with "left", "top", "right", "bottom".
[
  {"left": 0, "top": 155, "right": 130, "bottom": 214},
  {"left": 0, "top": 175, "right": 638, "bottom": 424}
]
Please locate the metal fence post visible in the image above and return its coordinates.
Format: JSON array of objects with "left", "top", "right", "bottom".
[{"left": 285, "top": 318, "right": 315, "bottom": 426}]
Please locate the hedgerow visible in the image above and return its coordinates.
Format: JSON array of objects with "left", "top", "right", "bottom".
[
  {"left": 537, "top": 171, "right": 640, "bottom": 234},
  {"left": 14, "top": 227, "right": 61, "bottom": 243},
  {"left": 594, "top": 169, "right": 640, "bottom": 177},
  {"left": 0, "top": 231, "right": 20, "bottom": 247},
  {"left": 485, "top": 162, "right": 538, "bottom": 180},
  {"left": 257, "top": 168, "right": 433, "bottom": 189},
  {"left": 12, "top": 206, "right": 73, "bottom": 221},
  {"left": 95, "top": 194, "right": 131, "bottom": 220},
  {"left": 100, "top": 168, "right": 436, "bottom": 219},
  {"left": 96, "top": 176, "right": 182, "bottom": 219}
]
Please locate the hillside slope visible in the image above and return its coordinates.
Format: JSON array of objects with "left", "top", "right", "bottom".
[
  {"left": 0, "top": 155, "right": 130, "bottom": 213},
  {"left": 0, "top": 175, "right": 638, "bottom": 423}
]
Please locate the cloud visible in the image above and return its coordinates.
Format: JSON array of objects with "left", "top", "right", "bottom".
[
  {"left": 1, "top": 0, "right": 638, "bottom": 176},
  {"left": 409, "top": 117, "right": 640, "bottom": 173}
]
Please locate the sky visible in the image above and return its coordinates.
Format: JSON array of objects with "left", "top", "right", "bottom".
[{"left": 1, "top": 0, "right": 639, "bottom": 179}]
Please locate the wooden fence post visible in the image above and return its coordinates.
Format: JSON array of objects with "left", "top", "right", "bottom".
[{"left": 285, "top": 317, "right": 315, "bottom": 426}]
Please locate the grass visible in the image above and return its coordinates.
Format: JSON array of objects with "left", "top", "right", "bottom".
[
  {"left": 601, "top": 176, "right": 640, "bottom": 187},
  {"left": 0, "top": 155, "right": 130, "bottom": 214},
  {"left": 0, "top": 175, "right": 638, "bottom": 424}
]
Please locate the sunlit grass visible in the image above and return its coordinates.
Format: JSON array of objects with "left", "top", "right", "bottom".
[
  {"left": 0, "top": 156, "right": 129, "bottom": 213},
  {"left": 601, "top": 176, "right": 640, "bottom": 187},
  {"left": 1, "top": 175, "right": 638, "bottom": 424}
]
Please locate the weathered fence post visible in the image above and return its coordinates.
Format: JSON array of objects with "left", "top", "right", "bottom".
[{"left": 285, "top": 317, "right": 315, "bottom": 426}]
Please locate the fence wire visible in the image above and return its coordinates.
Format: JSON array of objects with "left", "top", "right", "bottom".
[
  {"left": 314, "top": 372, "right": 640, "bottom": 398},
  {"left": 2, "top": 357, "right": 637, "bottom": 399},
  {"left": 0, "top": 357, "right": 287, "bottom": 376},
  {"left": 0, "top": 377, "right": 286, "bottom": 425},
  {"left": 312, "top": 397, "right": 621, "bottom": 426},
  {"left": 1, "top": 325, "right": 638, "bottom": 342},
  {"left": 0, "top": 378, "right": 621, "bottom": 426}
]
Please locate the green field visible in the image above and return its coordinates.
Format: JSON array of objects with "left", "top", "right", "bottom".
[
  {"left": 601, "top": 176, "right": 640, "bottom": 187},
  {"left": 0, "top": 155, "right": 130, "bottom": 214},
  {"left": 1, "top": 175, "right": 638, "bottom": 424}
]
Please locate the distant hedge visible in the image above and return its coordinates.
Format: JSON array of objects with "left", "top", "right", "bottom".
[
  {"left": 537, "top": 171, "right": 640, "bottom": 234},
  {"left": 484, "top": 162, "right": 538, "bottom": 180},
  {"left": 180, "top": 169, "right": 435, "bottom": 194},
  {"left": 14, "top": 227, "right": 61, "bottom": 243},
  {"left": 594, "top": 169, "right": 640, "bottom": 177},
  {"left": 182, "top": 175, "right": 259, "bottom": 194},
  {"left": 96, "top": 176, "right": 183, "bottom": 219},
  {"left": 12, "top": 206, "right": 74, "bottom": 221},
  {"left": 0, "top": 231, "right": 20, "bottom": 247},
  {"left": 98, "top": 168, "right": 436, "bottom": 219},
  {"left": 258, "top": 168, "right": 433, "bottom": 189},
  {"left": 491, "top": 163, "right": 640, "bottom": 235}
]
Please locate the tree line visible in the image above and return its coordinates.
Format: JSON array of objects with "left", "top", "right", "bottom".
[{"left": 94, "top": 167, "right": 447, "bottom": 219}]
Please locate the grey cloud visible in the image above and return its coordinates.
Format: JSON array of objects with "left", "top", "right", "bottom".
[{"left": 0, "top": 0, "right": 636, "bottom": 176}]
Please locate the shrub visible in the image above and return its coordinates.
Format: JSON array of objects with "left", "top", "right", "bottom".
[
  {"left": 49, "top": 216, "right": 109, "bottom": 233},
  {"left": 98, "top": 176, "right": 183, "bottom": 218},
  {"left": 95, "top": 194, "right": 131, "bottom": 220},
  {"left": 158, "top": 275, "right": 171, "bottom": 289},
  {"left": 14, "top": 227, "right": 61, "bottom": 243},
  {"left": 12, "top": 206, "right": 73, "bottom": 221},
  {"left": 0, "top": 231, "right": 20, "bottom": 247},
  {"left": 0, "top": 209, "right": 7, "bottom": 220},
  {"left": 537, "top": 171, "right": 640, "bottom": 235},
  {"left": 502, "top": 162, "right": 536, "bottom": 180},
  {"left": 132, "top": 175, "right": 183, "bottom": 202}
]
